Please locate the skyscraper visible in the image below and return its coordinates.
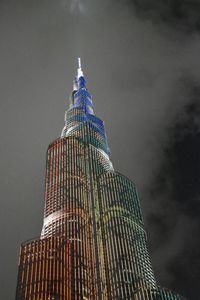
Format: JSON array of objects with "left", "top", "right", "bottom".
[{"left": 15, "top": 59, "right": 185, "bottom": 300}]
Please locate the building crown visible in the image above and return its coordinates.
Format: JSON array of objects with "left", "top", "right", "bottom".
[{"left": 61, "top": 58, "right": 111, "bottom": 156}]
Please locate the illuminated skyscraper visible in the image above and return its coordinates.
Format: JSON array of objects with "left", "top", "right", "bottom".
[{"left": 15, "top": 59, "right": 185, "bottom": 299}]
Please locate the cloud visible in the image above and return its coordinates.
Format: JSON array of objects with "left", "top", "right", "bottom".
[
  {"left": 69, "top": 0, "right": 86, "bottom": 15},
  {"left": 126, "top": 0, "right": 200, "bottom": 33},
  {"left": 144, "top": 85, "right": 200, "bottom": 296},
  {"left": 59, "top": 0, "right": 86, "bottom": 14}
]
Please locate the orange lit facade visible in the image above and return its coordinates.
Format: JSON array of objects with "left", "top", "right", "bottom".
[
  {"left": 15, "top": 60, "right": 186, "bottom": 299},
  {"left": 16, "top": 237, "right": 71, "bottom": 300}
]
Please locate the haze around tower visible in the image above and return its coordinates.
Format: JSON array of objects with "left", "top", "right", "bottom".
[{"left": 0, "top": 0, "right": 200, "bottom": 299}]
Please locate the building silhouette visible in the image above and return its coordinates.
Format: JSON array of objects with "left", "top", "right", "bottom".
[{"left": 15, "top": 59, "right": 185, "bottom": 299}]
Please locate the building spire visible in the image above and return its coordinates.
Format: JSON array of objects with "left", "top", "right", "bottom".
[
  {"left": 77, "top": 57, "right": 83, "bottom": 79},
  {"left": 78, "top": 57, "right": 81, "bottom": 69}
]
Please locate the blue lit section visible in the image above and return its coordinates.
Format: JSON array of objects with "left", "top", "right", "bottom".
[
  {"left": 73, "top": 76, "right": 95, "bottom": 115},
  {"left": 61, "top": 62, "right": 111, "bottom": 156}
]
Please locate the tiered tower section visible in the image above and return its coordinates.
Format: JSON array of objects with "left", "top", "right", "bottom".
[{"left": 15, "top": 59, "right": 185, "bottom": 300}]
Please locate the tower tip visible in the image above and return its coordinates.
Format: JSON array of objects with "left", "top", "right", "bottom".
[
  {"left": 78, "top": 57, "right": 81, "bottom": 69},
  {"left": 77, "top": 57, "right": 83, "bottom": 78}
]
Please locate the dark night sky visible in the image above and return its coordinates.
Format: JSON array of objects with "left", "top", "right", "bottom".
[{"left": 0, "top": 0, "right": 200, "bottom": 299}]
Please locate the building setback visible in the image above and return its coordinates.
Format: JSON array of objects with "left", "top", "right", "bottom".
[{"left": 15, "top": 59, "right": 185, "bottom": 299}]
